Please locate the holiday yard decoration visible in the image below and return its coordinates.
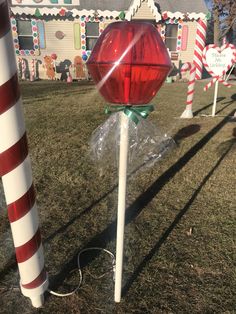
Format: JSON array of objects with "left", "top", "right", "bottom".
[
  {"left": 193, "top": 19, "right": 208, "bottom": 80},
  {"left": 0, "top": 0, "right": 48, "bottom": 307},
  {"left": 87, "top": 21, "right": 172, "bottom": 303},
  {"left": 180, "top": 62, "right": 196, "bottom": 118},
  {"left": 202, "top": 44, "right": 236, "bottom": 116},
  {"left": 9, "top": 0, "right": 208, "bottom": 81},
  {"left": 181, "top": 18, "right": 207, "bottom": 118}
]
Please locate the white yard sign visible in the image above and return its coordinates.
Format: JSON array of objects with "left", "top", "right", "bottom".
[{"left": 202, "top": 44, "right": 236, "bottom": 116}]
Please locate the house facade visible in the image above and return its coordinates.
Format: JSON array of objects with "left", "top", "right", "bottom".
[{"left": 10, "top": 0, "right": 209, "bottom": 80}]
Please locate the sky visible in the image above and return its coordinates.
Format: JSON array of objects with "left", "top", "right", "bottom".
[{"left": 204, "top": 0, "right": 213, "bottom": 10}]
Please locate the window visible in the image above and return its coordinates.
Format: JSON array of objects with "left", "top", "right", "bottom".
[
  {"left": 17, "top": 20, "right": 34, "bottom": 50},
  {"left": 86, "top": 22, "right": 99, "bottom": 51},
  {"left": 165, "top": 24, "right": 178, "bottom": 51}
]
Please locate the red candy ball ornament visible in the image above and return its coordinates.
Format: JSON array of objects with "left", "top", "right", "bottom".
[{"left": 87, "top": 21, "right": 172, "bottom": 105}]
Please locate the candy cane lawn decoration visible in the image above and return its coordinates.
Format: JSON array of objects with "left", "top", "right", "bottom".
[
  {"left": 193, "top": 19, "right": 207, "bottom": 80},
  {"left": 180, "top": 62, "right": 196, "bottom": 118},
  {"left": 21, "top": 58, "right": 27, "bottom": 80},
  {"left": 202, "top": 44, "right": 236, "bottom": 116},
  {"left": 18, "top": 57, "right": 22, "bottom": 78},
  {"left": 30, "top": 59, "right": 35, "bottom": 82},
  {"left": 0, "top": 0, "right": 48, "bottom": 307},
  {"left": 180, "top": 19, "right": 207, "bottom": 118}
]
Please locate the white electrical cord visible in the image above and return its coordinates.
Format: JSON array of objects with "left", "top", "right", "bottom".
[{"left": 48, "top": 247, "right": 115, "bottom": 297}]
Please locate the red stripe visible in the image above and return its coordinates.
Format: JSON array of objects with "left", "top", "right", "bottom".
[
  {"left": 195, "top": 40, "right": 204, "bottom": 51},
  {"left": 7, "top": 184, "right": 36, "bottom": 222},
  {"left": 194, "top": 50, "right": 203, "bottom": 62},
  {"left": 194, "top": 64, "right": 202, "bottom": 74},
  {"left": 22, "top": 267, "right": 47, "bottom": 289},
  {"left": 187, "top": 90, "right": 195, "bottom": 97},
  {"left": 0, "top": 73, "right": 21, "bottom": 115},
  {"left": 0, "top": 133, "right": 28, "bottom": 177},
  {"left": 196, "top": 30, "right": 206, "bottom": 43},
  {"left": 193, "top": 60, "right": 202, "bottom": 71},
  {"left": 0, "top": 1, "right": 11, "bottom": 39},
  {"left": 187, "top": 101, "right": 193, "bottom": 105},
  {"left": 199, "top": 20, "right": 207, "bottom": 30},
  {"left": 187, "top": 90, "right": 194, "bottom": 96},
  {"left": 15, "top": 228, "right": 41, "bottom": 263}
]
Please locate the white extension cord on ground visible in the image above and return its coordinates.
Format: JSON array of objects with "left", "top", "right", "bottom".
[{"left": 48, "top": 247, "right": 116, "bottom": 297}]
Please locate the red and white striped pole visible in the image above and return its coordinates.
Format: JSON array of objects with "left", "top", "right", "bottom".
[
  {"left": 0, "top": 1, "right": 48, "bottom": 307},
  {"left": 180, "top": 18, "right": 207, "bottom": 118},
  {"left": 180, "top": 62, "right": 196, "bottom": 118},
  {"left": 22, "top": 59, "right": 26, "bottom": 80},
  {"left": 193, "top": 18, "right": 207, "bottom": 80},
  {"left": 30, "top": 59, "right": 35, "bottom": 82}
]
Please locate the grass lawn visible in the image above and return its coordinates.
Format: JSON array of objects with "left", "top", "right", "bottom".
[{"left": 0, "top": 80, "right": 235, "bottom": 313}]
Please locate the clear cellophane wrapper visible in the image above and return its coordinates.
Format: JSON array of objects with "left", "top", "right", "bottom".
[{"left": 89, "top": 111, "right": 175, "bottom": 175}]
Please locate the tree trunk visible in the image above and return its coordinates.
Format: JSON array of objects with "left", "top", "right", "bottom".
[{"left": 213, "top": 6, "right": 220, "bottom": 45}]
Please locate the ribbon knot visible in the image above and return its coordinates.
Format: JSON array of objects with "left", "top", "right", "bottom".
[{"left": 105, "top": 105, "right": 154, "bottom": 124}]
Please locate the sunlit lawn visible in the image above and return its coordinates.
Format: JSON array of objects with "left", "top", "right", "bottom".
[{"left": 0, "top": 79, "right": 235, "bottom": 313}]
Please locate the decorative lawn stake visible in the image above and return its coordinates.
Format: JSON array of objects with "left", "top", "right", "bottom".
[
  {"left": 30, "top": 59, "right": 35, "bottom": 82},
  {"left": 180, "top": 62, "right": 196, "bottom": 118},
  {"left": 0, "top": 0, "right": 48, "bottom": 307},
  {"left": 202, "top": 44, "right": 236, "bottom": 116},
  {"left": 87, "top": 21, "right": 172, "bottom": 303},
  {"left": 181, "top": 18, "right": 207, "bottom": 118},
  {"left": 193, "top": 19, "right": 207, "bottom": 80},
  {"left": 21, "top": 58, "right": 27, "bottom": 80}
]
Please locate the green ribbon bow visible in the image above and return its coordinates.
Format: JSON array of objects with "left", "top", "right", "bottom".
[{"left": 105, "top": 105, "right": 154, "bottom": 125}]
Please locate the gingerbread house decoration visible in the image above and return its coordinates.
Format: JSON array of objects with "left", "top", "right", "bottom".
[{"left": 10, "top": 0, "right": 208, "bottom": 80}]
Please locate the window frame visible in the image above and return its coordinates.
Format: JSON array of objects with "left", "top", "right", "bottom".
[
  {"left": 17, "top": 20, "right": 34, "bottom": 51},
  {"left": 85, "top": 22, "right": 99, "bottom": 51},
  {"left": 165, "top": 24, "right": 178, "bottom": 52},
  {"left": 11, "top": 18, "right": 40, "bottom": 56}
]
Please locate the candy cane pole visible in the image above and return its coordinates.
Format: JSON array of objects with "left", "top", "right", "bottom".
[
  {"left": 18, "top": 57, "right": 22, "bottom": 79},
  {"left": 180, "top": 62, "right": 196, "bottom": 118},
  {"left": 114, "top": 112, "right": 129, "bottom": 303},
  {"left": 193, "top": 19, "right": 207, "bottom": 80},
  {"left": 21, "top": 59, "right": 26, "bottom": 80},
  {"left": 30, "top": 59, "right": 35, "bottom": 82},
  {"left": 0, "top": 1, "right": 48, "bottom": 307}
]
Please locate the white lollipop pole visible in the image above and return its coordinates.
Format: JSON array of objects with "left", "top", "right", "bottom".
[
  {"left": 114, "top": 111, "right": 129, "bottom": 302},
  {"left": 212, "top": 80, "right": 219, "bottom": 117}
]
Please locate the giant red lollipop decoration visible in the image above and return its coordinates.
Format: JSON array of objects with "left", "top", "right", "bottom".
[
  {"left": 87, "top": 21, "right": 171, "bottom": 105},
  {"left": 87, "top": 21, "right": 172, "bottom": 302}
]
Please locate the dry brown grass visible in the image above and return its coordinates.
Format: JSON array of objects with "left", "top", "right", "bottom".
[{"left": 0, "top": 80, "right": 235, "bottom": 313}]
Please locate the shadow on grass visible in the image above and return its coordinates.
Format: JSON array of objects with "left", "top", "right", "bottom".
[
  {"left": 122, "top": 137, "right": 234, "bottom": 297},
  {"left": 216, "top": 94, "right": 236, "bottom": 115},
  {"left": 193, "top": 97, "right": 225, "bottom": 116},
  {"left": 48, "top": 110, "right": 235, "bottom": 292},
  {"left": 0, "top": 124, "right": 201, "bottom": 283},
  {"left": 216, "top": 127, "right": 236, "bottom": 155},
  {"left": 0, "top": 112, "right": 233, "bottom": 288},
  {"left": 173, "top": 124, "right": 201, "bottom": 143}
]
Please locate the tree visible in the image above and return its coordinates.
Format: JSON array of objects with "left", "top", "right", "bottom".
[{"left": 212, "top": 0, "right": 236, "bottom": 45}]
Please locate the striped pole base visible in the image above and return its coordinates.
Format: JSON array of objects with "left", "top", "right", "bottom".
[
  {"left": 0, "top": 0, "right": 48, "bottom": 307},
  {"left": 180, "top": 62, "right": 196, "bottom": 118}
]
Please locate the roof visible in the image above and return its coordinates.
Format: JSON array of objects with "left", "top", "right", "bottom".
[
  {"left": 78, "top": 0, "right": 133, "bottom": 11},
  {"left": 155, "top": 0, "right": 208, "bottom": 14},
  {"left": 10, "top": 0, "right": 208, "bottom": 20}
]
